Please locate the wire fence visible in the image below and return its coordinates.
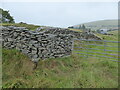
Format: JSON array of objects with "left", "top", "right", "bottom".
[{"left": 73, "top": 38, "right": 120, "bottom": 62}]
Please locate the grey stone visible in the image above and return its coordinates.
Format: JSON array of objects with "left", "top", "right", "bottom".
[{"left": 2, "top": 26, "right": 101, "bottom": 63}]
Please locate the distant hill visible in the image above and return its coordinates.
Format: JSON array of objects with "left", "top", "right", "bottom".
[{"left": 71, "top": 19, "right": 118, "bottom": 31}]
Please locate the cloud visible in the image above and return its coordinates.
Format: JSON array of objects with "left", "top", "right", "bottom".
[{"left": 2, "top": 2, "right": 118, "bottom": 27}]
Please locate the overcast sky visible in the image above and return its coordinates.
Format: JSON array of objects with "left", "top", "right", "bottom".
[{"left": 1, "top": 2, "right": 118, "bottom": 28}]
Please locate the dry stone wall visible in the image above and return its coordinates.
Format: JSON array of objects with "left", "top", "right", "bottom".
[
  {"left": 2, "top": 26, "right": 102, "bottom": 62},
  {"left": 2, "top": 26, "right": 73, "bottom": 62},
  {"left": 36, "top": 27, "right": 102, "bottom": 40}
]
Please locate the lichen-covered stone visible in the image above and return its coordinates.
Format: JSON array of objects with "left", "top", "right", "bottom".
[{"left": 2, "top": 26, "right": 73, "bottom": 62}]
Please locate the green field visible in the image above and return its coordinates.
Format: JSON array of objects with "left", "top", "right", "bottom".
[
  {"left": 73, "top": 19, "right": 118, "bottom": 30},
  {"left": 2, "top": 24, "right": 118, "bottom": 88}
]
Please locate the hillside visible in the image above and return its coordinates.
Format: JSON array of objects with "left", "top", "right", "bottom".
[
  {"left": 72, "top": 19, "right": 118, "bottom": 31},
  {"left": 2, "top": 23, "right": 118, "bottom": 88}
]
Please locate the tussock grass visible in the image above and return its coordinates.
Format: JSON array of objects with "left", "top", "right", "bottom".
[
  {"left": 2, "top": 49, "right": 118, "bottom": 88},
  {"left": 2, "top": 24, "right": 118, "bottom": 88}
]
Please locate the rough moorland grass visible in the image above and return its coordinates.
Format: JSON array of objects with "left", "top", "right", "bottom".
[
  {"left": 2, "top": 25, "right": 118, "bottom": 88},
  {"left": 2, "top": 49, "right": 118, "bottom": 88}
]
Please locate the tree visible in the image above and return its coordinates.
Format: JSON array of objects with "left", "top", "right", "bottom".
[
  {"left": 0, "top": 8, "right": 15, "bottom": 23},
  {"left": 82, "top": 24, "right": 86, "bottom": 29},
  {"left": 79, "top": 25, "right": 81, "bottom": 29},
  {"left": 68, "top": 26, "right": 73, "bottom": 28}
]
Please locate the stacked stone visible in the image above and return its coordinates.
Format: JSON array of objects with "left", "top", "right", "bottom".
[
  {"left": 2, "top": 26, "right": 73, "bottom": 62},
  {"left": 36, "top": 27, "right": 102, "bottom": 40}
]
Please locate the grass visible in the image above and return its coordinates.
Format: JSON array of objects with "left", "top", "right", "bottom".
[
  {"left": 73, "top": 30, "right": 118, "bottom": 62},
  {"left": 2, "top": 49, "right": 118, "bottom": 88},
  {"left": 1, "top": 23, "right": 41, "bottom": 31},
  {"left": 2, "top": 23, "right": 118, "bottom": 88},
  {"left": 68, "top": 28, "right": 82, "bottom": 32},
  {"left": 74, "top": 19, "right": 118, "bottom": 30}
]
